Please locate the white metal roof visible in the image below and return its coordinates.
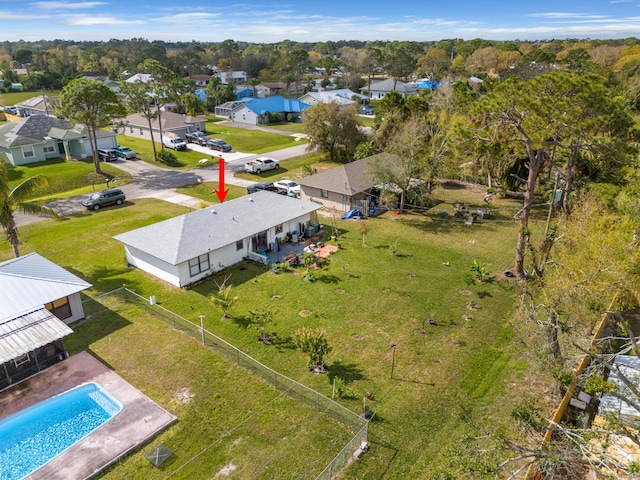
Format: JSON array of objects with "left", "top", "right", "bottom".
[
  {"left": 0, "top": 308, "right": 73, "bottom": 364},
  {"left": 0, "top": 253, "right": 92, "bottom": 322}
]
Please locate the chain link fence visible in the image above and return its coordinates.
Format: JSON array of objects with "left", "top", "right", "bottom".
[{"left": 87, "top": 287, "right": 369, "bottom": 479}]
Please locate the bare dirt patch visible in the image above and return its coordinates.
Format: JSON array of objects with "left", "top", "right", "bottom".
[
  {"left": 216, "top": 463, "right": 237, "bottom": 477},
  {"left": 172, "top": 387, "right": 195, "bottom": 404},
  {"left": 299, "top": 310, "right": 311, "bottom": 317}
]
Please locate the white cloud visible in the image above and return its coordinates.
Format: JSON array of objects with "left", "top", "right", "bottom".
[
  {"left": 153, "top": 12, "right": 220, "bottom": 23},
  {"left": 0, "top": 10, "right": 43, "bottom": 19},
  {"left": 64, "top": 14, "right": 144, "bottom": 26},
  {"left": 529, "top": 12, "right": 608, "bottom": 20},
  {"left": 32, "top": 1, "right": 106, "bottom": 9}
]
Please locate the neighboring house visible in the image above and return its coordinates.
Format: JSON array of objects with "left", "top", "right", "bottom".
[
  {"left": 14, "top": 95, "right": 59, "bottom": 117},
  {"left": 0, "top": 115, "right": 117, "bottom": 165},
  {"left": 298, "top": 156, "right": 377, "bottom": 213},
  {"left": 298, "top": 89, "right": 368, "bottom": 106},
  {"left": 215, "top": 71, "right": 248, "bottom": 85},
  {"left": 360, "top": 78, "right": 417, "bottom": 99},
  {"left": 0, "top": 253, "right": 92, "bottom": 391},
  {"left": 114, "top": 191, "right": 322, "bottom": 287},
  {"left": 228, "top": 96, "right": 310, "bottom": 125},
  {"left": 214, "top": 99, "right": 252, "bottom": 118},
  {"left": 235, "top": 86, "right": 255, "bottom": 100},
  {"left": 255, "top": 82, "right": 285, "bottom": 98},
  {"left": 81, "top": 72, "right": 120, "bottom": 93},
  {"left": 118, "top": 111, "right": 206, "bottom": 141},
  {"left": 184, "top": 74, "right": 213, "bottom": 86}
]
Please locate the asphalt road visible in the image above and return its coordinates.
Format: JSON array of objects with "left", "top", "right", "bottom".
[{"left": 14, "top": 142, "right": 310, "bottom": 227}]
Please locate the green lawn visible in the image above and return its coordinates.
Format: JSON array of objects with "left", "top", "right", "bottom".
[
  {"left": 6, "top": 158, "right": 132, "bottom": 202},
  {"left": 0, "top": 183, "right": 536, "bottom": 478},
  {"left": 0, "top": 90, "right": 61, "bottom": 106}
]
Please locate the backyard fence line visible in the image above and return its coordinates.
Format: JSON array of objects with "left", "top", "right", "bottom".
[{"left": 89, "top": 286, "right": 368, "bottom": 480}]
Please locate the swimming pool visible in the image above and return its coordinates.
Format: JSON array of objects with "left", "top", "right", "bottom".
[{"left": 0, "top": 382, "right": 122, "bottom": 480}]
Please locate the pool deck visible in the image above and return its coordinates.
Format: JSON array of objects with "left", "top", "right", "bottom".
[{"left": 0, "top": 351, "right": 177, "bottom": 480}]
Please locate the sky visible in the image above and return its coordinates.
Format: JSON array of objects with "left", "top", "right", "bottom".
[{"left": 3, "top": 0, "right": 640, "bottom": 43}]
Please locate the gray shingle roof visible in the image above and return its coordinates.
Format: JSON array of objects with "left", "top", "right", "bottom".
[
  {"left": 113, "top": 191, "right": 322, "bottom": 265},
  {"left": 298, "top": 156, "right": 379, "bottom": 195},
  {"left": 122, "top": 111, "right": 205, "bottom": 131},
  {"left": 361, "top": 78, "right": 417, "bottom": 94},
  {"left": 0, "top": 253, "right": 92, "bottom": 322},
  {"left": 0, "top": 115, "right": 80, "bottom": 148}
]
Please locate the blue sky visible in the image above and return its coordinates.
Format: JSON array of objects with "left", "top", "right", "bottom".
[{"left": 3, "top": 1, "right": 640, "bottom": 43}]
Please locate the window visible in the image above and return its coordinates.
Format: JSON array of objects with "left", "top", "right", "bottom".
[
  {"left": 236, "top": 239, "right": 243, "bottom": 251},
  {"left": 14, "top": 353, "right": 30, "bottom": 367},
  {"left": 188, "top": 254, "right": 210, "bottom": 277},
  {"left": 45, "top": 297, "right": 72, "bottom": 320},
  {"left": 275, "top": 224, "right": 283, "bottom": 234},
  {"left": 43, "top": 143, "right": 56, "bottom": 154},
  {"left": 321, "top": 189, "right": 329, "bottom": 199},
  {"left": 139, "top": 128, "right": 143, "bottom": 135},
  {"left": 21, "top": 146, "right": 35, "bottom": 158},
  {"left": 129, "top": 127, "right": 134, "bottom": 134}
]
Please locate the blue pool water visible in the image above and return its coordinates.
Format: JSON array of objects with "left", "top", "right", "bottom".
[{"left": 0, "top": 382, "right": 122, "bottom": 480}]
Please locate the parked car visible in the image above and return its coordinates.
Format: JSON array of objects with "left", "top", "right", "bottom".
[
  {"left": 358, "top": 106, "right": 374, "bottom": 115},
  {"left": 114, "top": 145, "right": 136, "bottom": 159},
  {"left": 4, "top": 106, "right": 18, "bottom": 115},
  {"left": 207, "top": 139, "right": 232, "bottom": 152},
  {"left": 162, "top": 135, "right": 187, "bottom": 151},
  {"left": 97, "top": 149, "right": 118, "bottom": 162},
  {"left": 184, "top": 131, "right": 209, "bottom": 145},
  {"left": 82, "top": 188, "right": 126, "bottom": 210},
  {"left": 273, "top": 180, "right": 301, "bottom": 196},
  {"left": 246, "top": 182, "right": 283, "bottom": 194},
  {"left": 244, "top": 157, "right": 280, "bottom": 173}
]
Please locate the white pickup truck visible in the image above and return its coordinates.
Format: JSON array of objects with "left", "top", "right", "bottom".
[{"left": 244, "top": 157, "right": 280, "bottom": 174}]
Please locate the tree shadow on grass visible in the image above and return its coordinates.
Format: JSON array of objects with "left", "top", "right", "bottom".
[
  {"left": 271, "top": 334, "right": 295, "bottom": 351},
  {"left": 316, "top": 274, "right": 340, "bottom": 284},
  {"left": 477, "top": 290, "right": 493, "bottom": 299},
  {"left": 230, "top": 314, "right": 251, "bottom": 329},
  {"left": 327, "top": 360, "right": 365, "bottom": 384}
]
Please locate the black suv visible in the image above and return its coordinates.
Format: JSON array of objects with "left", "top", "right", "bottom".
[
  {"left": 207, "top": 139, "right": 232, "bottom": 152},
  {"left": 98, "top": 149, "right": 118, "bottom": 162},
  {"left": 82, "top": 188, "right": 126, "bottom": 210}
]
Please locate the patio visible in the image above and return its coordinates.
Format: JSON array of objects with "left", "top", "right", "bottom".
[{"left": 0, "top": 351, "right": 176, "bottom": 480}]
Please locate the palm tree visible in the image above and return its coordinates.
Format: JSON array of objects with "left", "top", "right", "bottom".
[{"left": 0, "top": 160, "right": 60, "bottom": 257}]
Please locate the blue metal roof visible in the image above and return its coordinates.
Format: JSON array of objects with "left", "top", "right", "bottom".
[{"left": 244, "top": 96, "right": 310, "bottom": 115}]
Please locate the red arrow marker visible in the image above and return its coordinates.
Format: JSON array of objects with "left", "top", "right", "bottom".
[{"left": 214, "top": 157, "right": 229, "bottom": 203}]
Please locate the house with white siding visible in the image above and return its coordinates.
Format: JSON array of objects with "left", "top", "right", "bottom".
[
  {"left": 114, "top": 191, "right": 322, "bottom": 287},
  {"left": 0, "top": 253, "right": 92, "bottom": 391}
]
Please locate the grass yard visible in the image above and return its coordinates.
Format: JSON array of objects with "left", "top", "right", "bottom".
[
  {"left": 5, "top": 158, "right": 132, "bottom": 202},
  {"left": 0, "top": 90, "right": 61, "bottom": 106},
  {"left": 234, "top": 153, "right": 341, "bottom": 182},
  {"left": 0, "top": 184, "right": 541, "bottom": 478}
]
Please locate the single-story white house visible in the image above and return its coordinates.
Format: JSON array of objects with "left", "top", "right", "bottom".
[
  {"left": 0, "top": 252, "right": 92, "bottom": 391},
  {"left": 14, "top": 95, "right": 59, "bottom": 117},
  {"left": 0, "top": 115, "right": 117, "bottom": 165},
  {"left": 114, "top": 191, "right": 323, "bottom": 287},
  {"left": 117, "top": 111, "right": 206, "bottom": 142}
]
